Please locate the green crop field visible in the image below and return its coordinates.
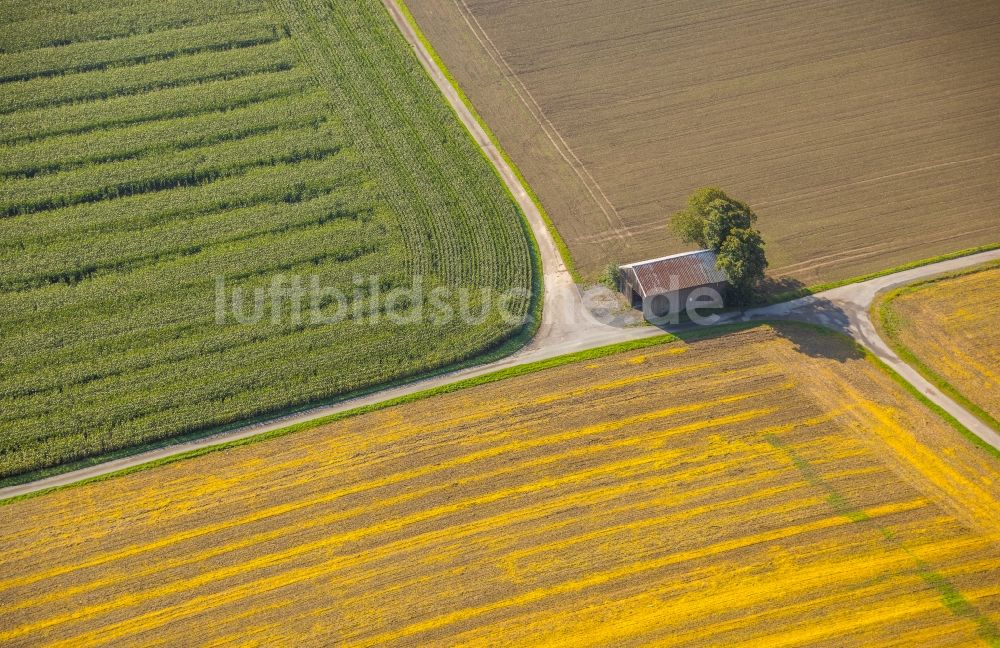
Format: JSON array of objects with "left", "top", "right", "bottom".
[{"left": 0, "top": 0, "right": 534, "bottom": 481}]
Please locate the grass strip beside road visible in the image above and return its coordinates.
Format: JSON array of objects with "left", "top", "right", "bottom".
[
  {"left": 392, "top": 0, "right": 582, "bottom": 283},
  {"left": 767, "top": 243, "right": 1000, "bottom": 304},
  {"left": 872, "top": 261, "right": 1000, "bottom": 436}
]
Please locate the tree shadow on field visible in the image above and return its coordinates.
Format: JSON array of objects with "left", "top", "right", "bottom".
[
  {"left": 763, "top": 309, "right": 864, "bottom": 364},
  {"left": 755, "top": 275, "right": 810, "bottom": 303},
  {"left": 750, "top": 272, "right": 862, "bottom": 363},
  {"left": 668, "top": 294, "right": 864, "bottom": 364}
]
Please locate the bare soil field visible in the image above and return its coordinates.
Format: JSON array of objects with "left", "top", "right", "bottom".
[
  {"left": 878, "top": 262, "right": 1000, "bottom": 428},
  {"left": 407, "top": 0, "right": 1000, "bottom": 283},
  {"left": 1, "top": 324, "right": 998, "bottom": 645}
]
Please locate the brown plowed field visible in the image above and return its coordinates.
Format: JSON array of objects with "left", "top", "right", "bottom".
[
  {"left": 0, "top": 325, "right": 998, "bottom": 645},
  {"left": 407, "top": 0, "right": 1000, "bottom": 282}
]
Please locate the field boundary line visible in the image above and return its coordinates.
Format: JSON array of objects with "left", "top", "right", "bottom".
[
  {"left": 387, "top": 0, "right": 581, "bottom": 281},
  {"left": 739, "top": 249, "right": 1000, "bottom": 457},
  {"left": 863, "top": 347, "right": 1000, "bottom": 463},
  {"left": 765, "top": 243, "right": 1000, "bottom": 304},
  {"left": 388, "top": 0, "right": 583, "bottom": 283},
  {"left": 5, "top": 307, "right": 996, "bottom": 504},
  {"left": 0, "top": 332, "right": 688, "bottom": 506},
  {"left": 871, "top": 260, "right": 1000, "bottom": 434},
  {"left": 449, "top": 0, "right": 629, "bottom": 241}
]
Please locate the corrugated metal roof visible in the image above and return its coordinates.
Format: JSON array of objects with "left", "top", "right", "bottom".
[{"left": 621, "top": 250, "right": 729, "bottom": 298}]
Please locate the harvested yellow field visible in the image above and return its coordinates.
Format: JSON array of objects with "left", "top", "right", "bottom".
[
  {"left": 880, "top": 263, "right": 1000, "bottom": 428},
  {"left": 1, "top": 324, "right": 999, "bottom": 645}
]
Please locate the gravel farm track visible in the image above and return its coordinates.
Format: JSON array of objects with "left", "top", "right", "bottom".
[
  {"left": 876, "top": 264, "right": 1000, "bottom": 428},
  {"left": 1, "top": 1, "right": 997, "bottom": 501}
]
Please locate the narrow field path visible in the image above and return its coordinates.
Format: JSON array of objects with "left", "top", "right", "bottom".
[{"left": 1, "top": 4, "right": 996, "bottom": 500}]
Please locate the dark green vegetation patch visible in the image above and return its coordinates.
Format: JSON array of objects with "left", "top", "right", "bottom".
[{"left": 0, "top": 0, "right": 533, "bottom": 479}]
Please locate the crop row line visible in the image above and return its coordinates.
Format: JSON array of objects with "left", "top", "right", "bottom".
[
  {"left": 2, "top": 187, "right": 369, "bottom": 294},
  {"left": 279, "top": 0, "right": 530, "bottom": 293},
  {"left": 0, "top": 155, "right": 355, "bottom": 253},
  {"left": 0, "top": 15, "right": 283, "bottom": 83},
  {"left": 1, "top": 204, "right": 377, "bottom": 400},
  {"left": 0, "top": 39, "right": 298, "bottom": 116},
  {"left": 0, "top": 90, "right": 332, "bottom": 180},
  {"left": 0, "top": 67, "right": 314, "bottom": 145},
  {"left": 0, "top": 221, "right": 391, "bottom": 358},
  {"left": 0, "top": 0, "right": 266, "bottom": 53},
  {"left": 0, "top": 204, "right": 386, "bottom": 340},
  {"left": 0, "top": 124, "right": 342, "bottom": 218}
]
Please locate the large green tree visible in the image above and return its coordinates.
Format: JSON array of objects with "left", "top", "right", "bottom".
[
  {"left": 669, "top": 187, "right": 768, "bottom": 308},
  {"left": 716, "top": 227, "right": 768, "bottom": 309}
]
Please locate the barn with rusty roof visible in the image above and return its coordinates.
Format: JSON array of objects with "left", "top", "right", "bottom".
[{"left": 619, "top": 249, "right": 730, "bottom": 315}]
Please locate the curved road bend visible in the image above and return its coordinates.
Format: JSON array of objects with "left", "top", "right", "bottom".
[
  {"left": 739, "top": 248, "right": 1000, "bottom": 451},
  {"left": 0, "top": 7, "right": 995, "bottom": 499}
]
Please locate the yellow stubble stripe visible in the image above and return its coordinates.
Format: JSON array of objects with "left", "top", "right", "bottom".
[
  {"left": 949, "top": 345, "right": 999, "bottom": 385},
  {"left": 754, "top": 587, "right": 982, "bottom": 648},
  {"left": 364, "top": 352, "right": 725, "bottom": 447},
  {"left": 333, "top": 465, "right": 890, "bottom": 612},
  {"left": 1, "top": 408, "right": 780, "bottom": 641},
  {"left": 26, "top": 446, "right": 701, "bottom": 647},
  {"left": 355, "top": 361, "right": 780, "bottom": 484},
  {"left": 263, "top": 461, "right": 826, "bottom": 615},
  {"left": 339, "top": 495, "right": 835, "bottom": 623},
  {"left": 7, "top": 406, "right": 776, "bottom": 620},
  {"left": 500, "top": 467, "right": 897, "bottom": 576},
  {"left": 473, "top": 524, "right": 997, "bottom": 648},
  {"left": 626, "top": 345, "right": 689, "bottom": 362},
  {"left": 33, "top": 420, "right": 876, "bottom": 644},
  {"left": 0, "top": 443, "right": 360, "bottom": 558},
  {"left": 180, "top": 595, "right": 298, "bottom": 648},
  {"left": 352, "top": 498, "right": 933, "bottom": 647},
  {"left": 532, "top": 361, "right": 718, "bottom": 404},
  {"left": 853, "top": 396, "right": 1000, "bottom": 535},
  {"left": 377, "top": 360, "right": 779, "bottom": 456},
  {"left": 0, "top": 385, "right": 784, "bottom": 597},
  {"left": 934, "top": 554, "right": 1000, "bottom": 578},
  {"left": 423, "top": 362, "right": 786, "bottom": 461},
  {"left": 10, "top": 348, "right": 710, "bottom": 549},
  {"left": 654, "top": 532, "right": 994, "bottom": 648},
  {"left": 892, "top": 621, "right": 985, "bottom": 648},
  {"left": 6, "top": 430, "right": 773, "bottom": 622},
  {"left": 629, "top": 555, "right": 953, "bottom": 648},
  {"left": 49, "top": 499, "right": 931, "bottom": 648},
  {"left": 473, "top": 554, "right": 934, "bottom": 648}
]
